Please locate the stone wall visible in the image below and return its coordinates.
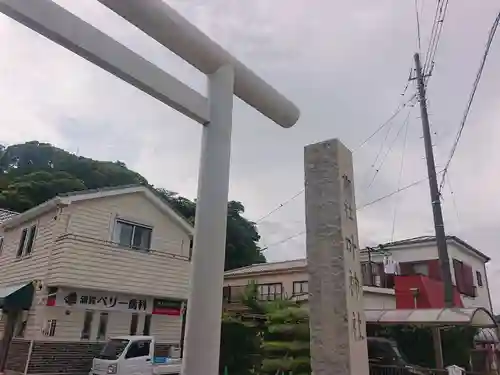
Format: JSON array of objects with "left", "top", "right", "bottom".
[
  {"left": 4, "top": 340, "right": 178, "bottom": 375},
  {"left": 27, "top": 341, "right": 104, "bottom": 375},
  {"left": 5, "top": 339, "right": 30, "bottom": 374}
]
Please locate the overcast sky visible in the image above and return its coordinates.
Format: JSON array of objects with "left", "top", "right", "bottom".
[{"left": 0, "top": 1, "right": 499, "bottom": 309}]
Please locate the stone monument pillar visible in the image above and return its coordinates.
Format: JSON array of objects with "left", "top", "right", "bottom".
[{"left": 304, "top": 138, "right": 369, "bottom": 375}]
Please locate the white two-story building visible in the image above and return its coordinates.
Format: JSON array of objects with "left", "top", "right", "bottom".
[
  {"left": 0, "top": 185, "right": 193, "bottom": 375},
  {"left": 224, "top": 235, "right": 493, "bottom": 312}
]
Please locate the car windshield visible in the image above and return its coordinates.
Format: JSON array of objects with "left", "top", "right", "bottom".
[
  {"left": 96, "top": 339, "right": 129, "bottom": 360},
  {"left": 390, "top": 343, "right": 410, "bottom": 365}
]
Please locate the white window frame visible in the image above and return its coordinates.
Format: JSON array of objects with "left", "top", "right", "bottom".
[
  {"left": 293, "top": 281, "right": 308, "bottom": 296},
  {"left": 113, "top": 219, "right": 153, "bottom": 251},
  {"left": 96, "top": 312, "right": 109, "bottom": 341},
  {"left": 16, "top": 224, "right": 37, "bottom": 259},
  {"left": 257, "top": 283, "right": 283, "bottom": 301}
]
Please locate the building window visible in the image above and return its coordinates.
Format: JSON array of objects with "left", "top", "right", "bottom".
[
  {"left": 115, "top": 220, "right": 152, "bottom": 250},
  {"left": 412, "top": 263, "right": 429, "bottom": 276},
  {"left": 25, "top": 225, "right": 37, "bottom": 255},
  {"left": 453, "top": 259, "right": 475, "bottom": 297},
  {"left": 48, "top": 320, "right": 57, "bottom": 337},
  {"left": 293, "top": 281, "right": 308, "bottom": 295},
  {"left": 257, "top": 283, "right": 283, "bottom": 300},
  {"left": 42, "top": 320, "right": 57, "bottom": 337},
  {"left": 17, "top": 228, "right": 28, "bottom": 257},
  {"left": 16, "top": 225, "right": 37, "bottom": 258},
  {"left": 0, "top": 236, "right": 4, "bottom": 255},
  {"left": 130, "top": 313, "right": 139, "bottom": 335},
  {"left": 81, "top": 311, "right": 94, "bottom": 340},
  {"left": 97, "top": 312, "right": 108, "bottom": 340},
  {"left": 143, "top": 314, "right": 152, "bottom": 336},
  {"left": 476, "top": 271, "right": 483, "bottom": 287}
]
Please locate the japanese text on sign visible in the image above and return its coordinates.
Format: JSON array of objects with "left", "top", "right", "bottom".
[
  {"left": 342, "top": 172, "right": 366, "bottom": 342},
  {"left": 57, "top": 290, "right": 151, "bottom": 313}
]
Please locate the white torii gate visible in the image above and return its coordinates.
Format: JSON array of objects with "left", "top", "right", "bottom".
[{"left": 0, "top": 1, "right": 300, "bottom": 374}]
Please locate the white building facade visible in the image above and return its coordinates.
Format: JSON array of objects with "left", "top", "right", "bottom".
[
  {"left": 0, "top": 186, "right": 192, "bottom": 375},
  {"left": 224, "top": 236, "right": 492, "bottom": 313},
  {"left": 360, "top": 236, "right": 492, "bottom": 311}
]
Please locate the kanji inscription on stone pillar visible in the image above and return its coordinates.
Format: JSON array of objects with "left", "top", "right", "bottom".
[{"left": 304, "top": 138, "right": 369, "bottom": 375}]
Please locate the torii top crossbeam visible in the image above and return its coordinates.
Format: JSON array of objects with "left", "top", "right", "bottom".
[
  {"left": 0, "top": 0, "right": 299, "bottom": 128},
  {"left": 98, "top": 0, "right": 300, "bottom": 128}
]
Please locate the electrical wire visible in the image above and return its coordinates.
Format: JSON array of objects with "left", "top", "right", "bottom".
[
  {"left": 415, "top": 0, "right": 422, "bottom": 53},
  {"left": 362, "top": 115, "right": 397, "bottom": 186},
  {"left": 359, "top": 169, "right": 444, "bottom": 211},
  {"left": 438, "top": 11, "right": 500, "bottom": 194},
  {"left": 261, "top": 170, "right": 445, "bottom": 251},
  {"left": 260, "top": 230, "right": 306, "bottom": 252},
  {"left": 423, "top": 0, "right": 451, "bottom": 80},
  {"left": 445, "top": 173, "right": 461, "bottom": 233},
  {"left": 390, "top": 111, "right": 411, "bottom": 241},
  {"left": 252, "top": 53, "right": 417, "bottom": 228},
  {"left": 253, "top": 94, "right": 418, "bottom": 225},
  {"left": 366, "top": 109, "right": 413, "bottom": 189},
  {"left": 255, "top": 190, "right": 304, "bottom": 223},
  {"left": 422, "top": 0, "right": 442, "bottom": 73},
  {"left": 353, "top": 93, "right": 416, "bottom": 153}
]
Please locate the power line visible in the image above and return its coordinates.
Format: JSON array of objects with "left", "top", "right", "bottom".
[
  {"left": 391, "top": 110, "right": 411, "bottom": 241},
  {"left": 254, "top": 95, "right": 417, "bottom": 225},
  {"left": 255, "top": 189, "right": 304, "bottom": 223},
  {"left": 353, "top": 93, "right": 416, "bottom": 153},
  {"left": 359, "top": 170, "right": 444, "bottom": 211},
  {"left": 261, "top": 171, "right": 444, "bottom": 251},
  {"left": 445, "top": 173, "right": 461, "bottom": 233},
  {"left": 366, "top": 109, "right": 413, "bottom": 189},
  {"left": 415, "top": 0, "right": 422, "bottom": 53},
  {"left": 260, "top": 230, "right": 306, "bottom": 252},
  {"left": 438, "top": 11, "right": 500, "bottom": 194},
  {"left": 423, "top": 0, "right": 451, "bottom": 80},
  {"left": 422, "top": 0, "right": 442, "bottom": 73},
  {"left": 363, "top": 114, "right": 397, "bottom": 186},
  {"left": 253, "top": 52, "right": 417, "bottom": 227}
]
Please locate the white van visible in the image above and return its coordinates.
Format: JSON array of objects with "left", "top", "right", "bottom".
[{"left": 90, "top": 336, "right": 182, "bottom": 375}]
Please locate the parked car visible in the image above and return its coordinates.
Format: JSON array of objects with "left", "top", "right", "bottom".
[
  {"left": 368, "top": 337, "right": 426, "bottom": 375},
  {"left": 90, "top": 336, "right": 181, "bottom": 375}
]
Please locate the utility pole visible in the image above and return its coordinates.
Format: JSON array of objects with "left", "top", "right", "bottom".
[{"left": 414, "top": 52, "right": 454, "bottom": 308}]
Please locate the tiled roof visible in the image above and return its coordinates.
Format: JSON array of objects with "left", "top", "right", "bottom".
[
  {"left": 57, "top": 184, "right": 143, "bottom": 197},
  {"left": 0, "top": 208, "right": 18, "bottom": 224},
  {"left": 0, "top": 184, "right": 193, "bottom": 235},
  {"left": 375, "top": 235, "right": 490, "bottom": 262},
  {"left": 225, "top": 258, "right": 306, "bottom": 277}
]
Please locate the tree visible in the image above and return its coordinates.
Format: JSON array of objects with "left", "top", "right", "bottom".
[
  {"left": 0, "top": 141, "right": 265, "bottom": 270},
  {"left": 220, "top": 283, "right": 310, "bottom": 375},
  {"left": 219, "top": 283, "right": 264, "bottom": 375},
  {"left": 261, "top": 301, "right": 310, "bottom": 375},
  {"left": 155, "top": 191, "right": 265, "bottom": 270}
]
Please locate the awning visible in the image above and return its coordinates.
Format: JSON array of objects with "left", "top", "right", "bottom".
[
  {"left": 365, "top": 307, "right": 497, "bottom": 328},
  {"left": 0, "top": 282, "right": 34, "bottom": 310},
  {"left": 475, "top": 328, "right": 499, "bottom": 344}
]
